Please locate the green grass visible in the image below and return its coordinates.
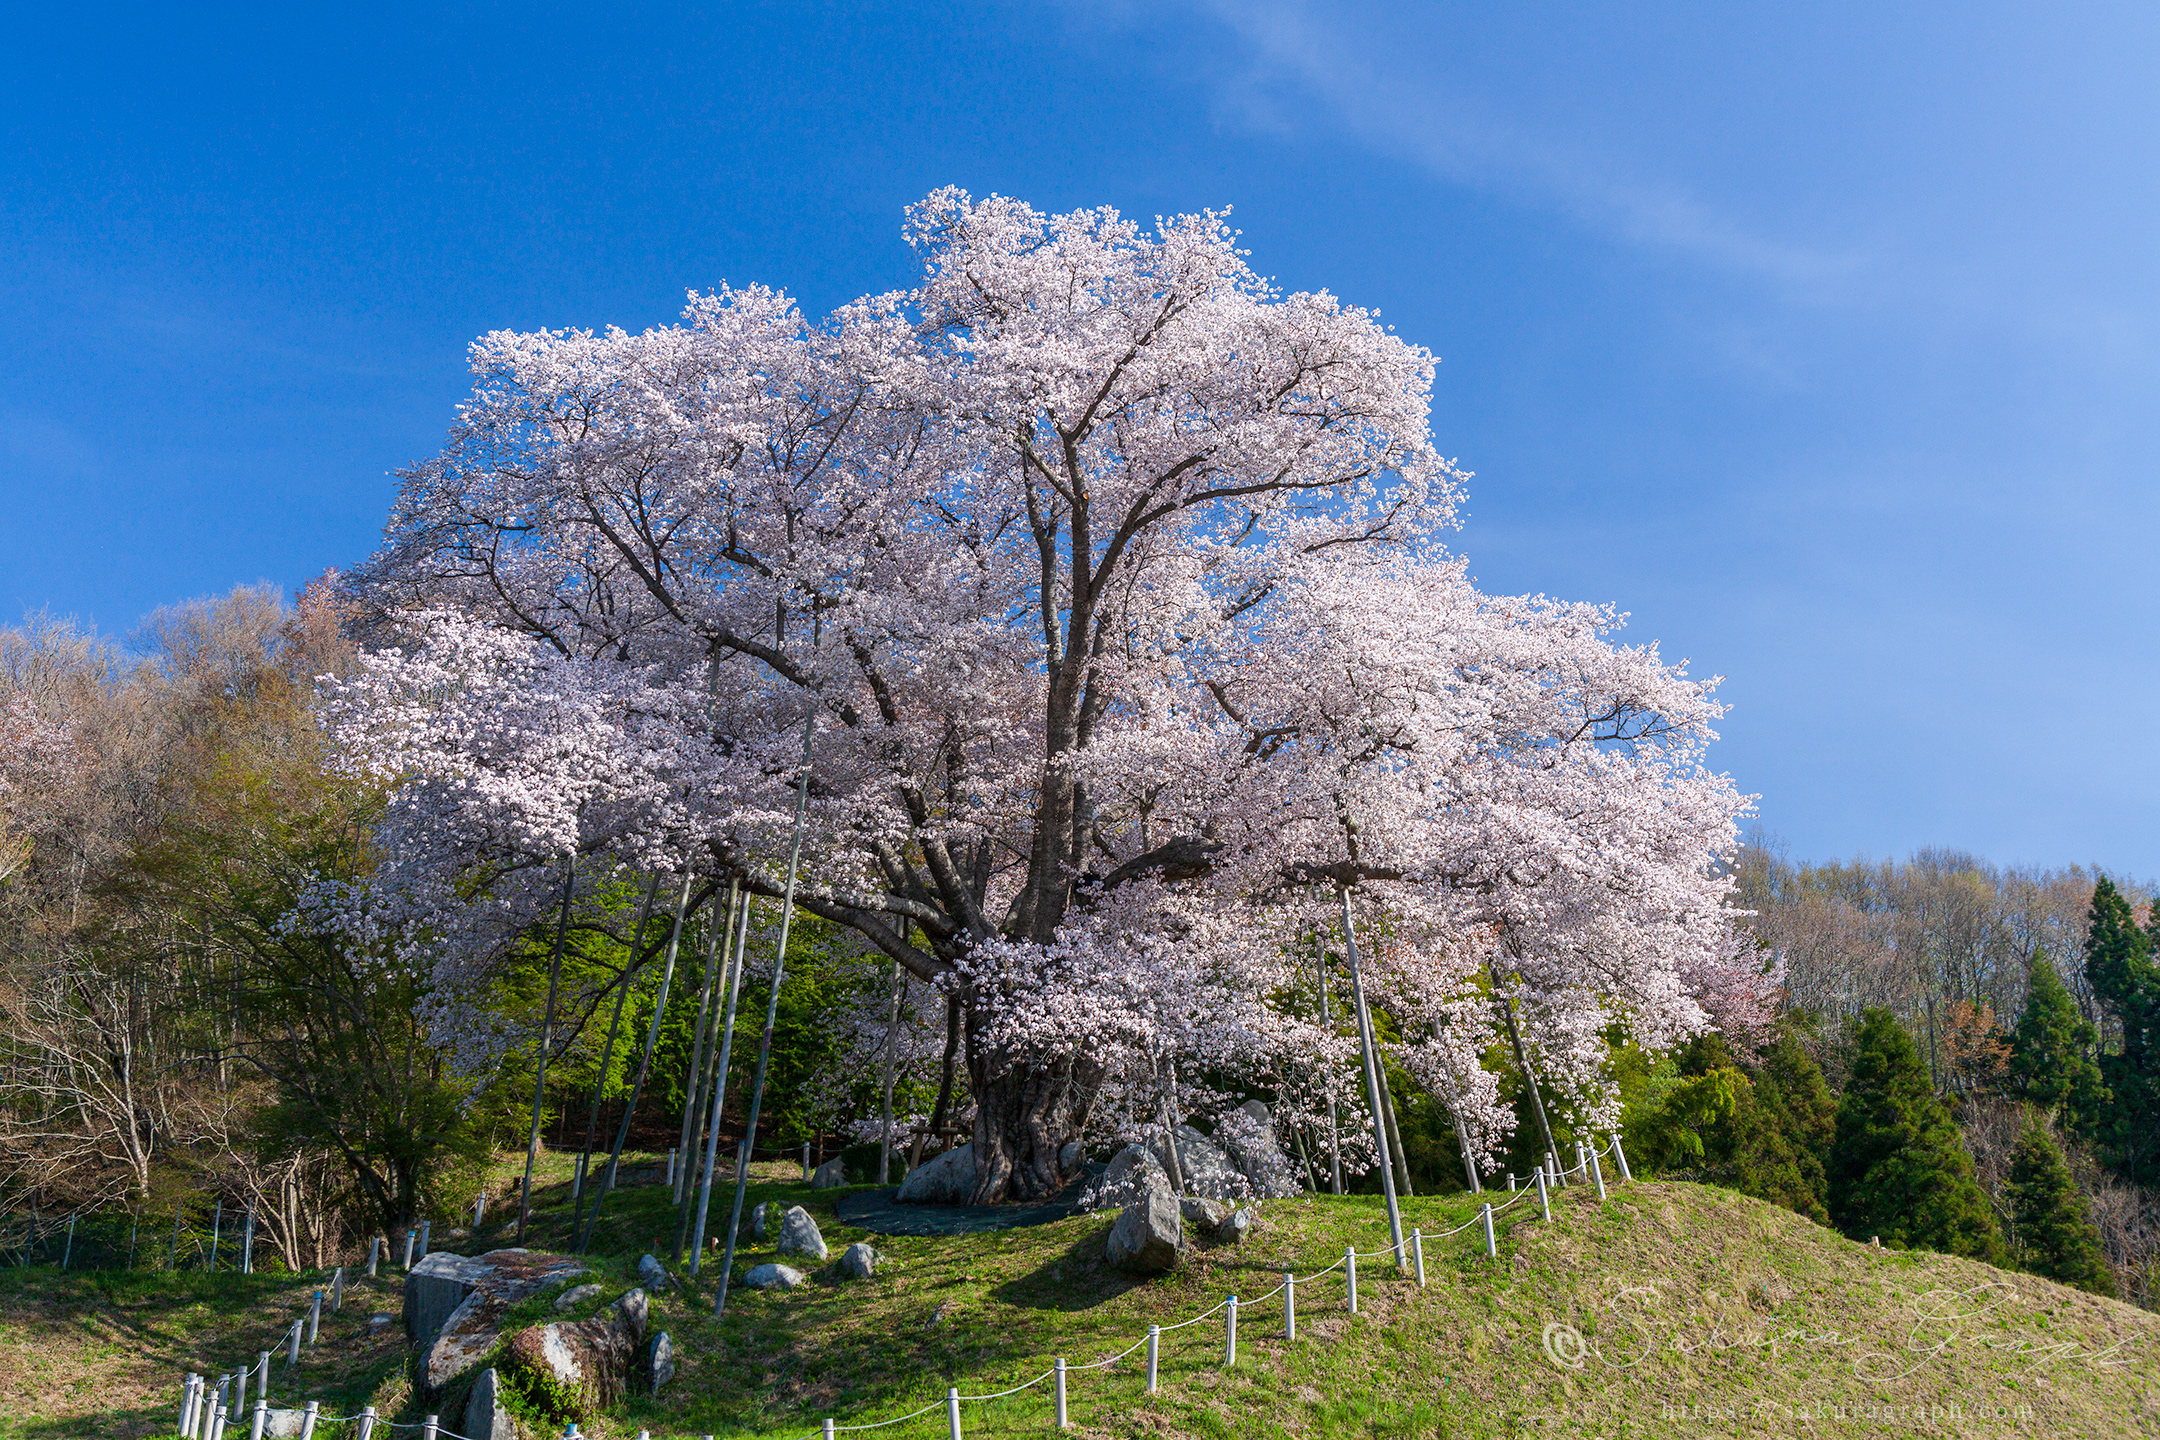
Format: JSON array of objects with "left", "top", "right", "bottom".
[{"left": 13, "top": 1159, "right": 2160, "bottom": 1439}]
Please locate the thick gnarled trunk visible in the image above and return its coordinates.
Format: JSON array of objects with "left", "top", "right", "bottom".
[{"left": 964, "top": 1020, "right": 1104, "bottom": 1204}]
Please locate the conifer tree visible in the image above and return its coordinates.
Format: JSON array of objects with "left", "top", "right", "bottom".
[
  {"left": 1828, "top": 1008, "right": 2003, "bottom": 1261},
  {"left": 2005, "top": 1113, "right": 2115, "bottom": 1296},
  {"left": 2083, "top": 877, "right": 2160, "bottom": 1183},
  {"left": 2011, "top": 949, "right": 2108, "bottom": 1132}
]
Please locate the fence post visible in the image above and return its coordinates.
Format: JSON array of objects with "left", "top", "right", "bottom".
[
  {"left": 1612, "top": 1132, "right": 1633, "bottom": 1182},
  {"left": 667, "top": 1149, "right": 677, "bottom": 1187},
  {"left": 356, "top": 1405, "right": 376, "bottom": 1440},
  {"left": 332, "top": 1266, "right": 344, "bottom": 1312},
  {"left": 1535, "top": 1165, "right": 1552, "bottom": 1222},
  {"left": 1590, "top": 1145, "right": 1607, "bottom": 1201},
  {"left": 300, "top": 1400, "right": 318, "bottom": 1439},
  {"left": 368, "top": 1236, "right": 380, "bottom": 1278},
  {"left": 476, "top": 1190, "right": 489, "bottom": 1228},
  {"left": 206, "top": 1398, "right": 225, "bottom": 1440},
  {"left": 255, "top": 1351, "right": 270, "bottom": 1403},
  {"left": 233, "top": 1363, "right": 247, "bottom": 1419},
  {"left": 1346, "top": 1246, "right": 1357, "bottom": 1314},
  {"left": 287, "top": 1319, "right": 302, "bottom": 1365},
  {"left": 401, "top": 1230, "right": 415, "bottom": 1270},
  {"left": 1575, "top": 1141, "right": 1586, "bottom": 1183},
  {"left": 1412, "top": 1228, "right": 1426, "bottom": 1287},
  {"left": 1284, "top": 1272, "right": 1296, "bottom": 1340},
  {"left": 422, "top": 1415, "right": 439, "bottom": 1440},
  {"left": 62, "top": 1212, "right": 76, "bottom": 1269},
  {"left": 179, "top": 1372, "right": 198, "bottom": 1436},
  {"left": 309, "top": 1289, "right": 323, "bottom": 1342},
  {"left": 802, "top": 1142, "right": 812, "bottom": 1181},
  {"left": 946, "top": 1386, "right": 962, "bottom": 1440},
  {"left": 1054, "top": 1357, "right": 1068, "bottom": 1429},
  {"left": 418, "top": 1221, "right": 430, "bottom": 1258},
  {"left": 1547, "top": 1149, "right": 1563, "bottom": 1187},
  {"left": 1146, "top": 1326, "right": 1160, "bottom": 1393},
  {"left": 822, "top": 1420, "right": 835, "bottom": 1440},
  {"left": 1506, "top": 1173, "right": 1516, "bottom": 1192},
  {"left": 1481, "top": 1203, "right": 1496, "bottom": 1258},
  {"left": 241, "top": 1206, "right": 255, "bottom": 1274},
  {"left": 250, "top": 1397, "right": 269, "bottom": 1440},
  {"left": 1225, "top": 1295, "right": 1238, "bottom": 1367}
]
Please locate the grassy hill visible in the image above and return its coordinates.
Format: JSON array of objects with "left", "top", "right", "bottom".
[{"left": 8, "top": 1156, "right": 2159, "bottom": 1438}]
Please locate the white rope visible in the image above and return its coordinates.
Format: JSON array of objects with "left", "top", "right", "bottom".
[
  {"left": 953, "top": 1367, "right": 1057, "bottom": 1402},
  {"left": 826, "top": 1398, "right": 947, "bottom": 1432},
  {"left": 1155, "top": 1300, "right": 1228, "bottom": 1333}
]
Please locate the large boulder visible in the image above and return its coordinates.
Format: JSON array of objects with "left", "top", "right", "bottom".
[
  {"left": 1215, "top": 1102, "right": 1303, "bottom": 1199},
  {"left": 1076, "top": 1144, "right": 1173, "bottom": 1213},
  {"left": 777, "top": 1205, "right": 828, "bottom": 1261},
  {"left": 403, "top": 1249, "right": 591, "bottom": 1394},
  {"left": 637, "top": 1254, "right": 675, "bottom": 1292},
  {"left": 463, "top": 1368, "right": 520, "bottom": 1440},
  {"left": 743, "top": 1262, "right": 806, "bottom": 1290},
  {"left": 1158, "top": 1126, "right": 1247, "bottom": 1201},
  {"left": 1105, "top": 1190, "right": 1183, "bottom": 1274},
  {"left": 810, "top": 1156, "right": 850, "bottom": 1188},
  {"left": 839, "top": 1242, "right": 879, "bottom": 1279},
  {"left": 896, "top": 1142, "right": 977, "bottom": 1204},
  {"left": 500, "top": 1289, "right": 647, "bottom": 1418}
]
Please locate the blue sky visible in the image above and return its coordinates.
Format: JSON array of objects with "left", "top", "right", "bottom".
[{"left": 3, "top": 2, "right": 2155, "bottom": 873}]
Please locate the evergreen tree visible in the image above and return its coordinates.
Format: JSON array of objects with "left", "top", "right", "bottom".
[
  {"left": 2011, "top": 948, "right": 2109, "bottom": 1132},
  {"left": 1828, "top": 1009, "right": 2003, "bottom": 1261},
  {"left": 2083, "top": 877, "right": 2160, "bottom": 1183},
  {"left": 1632, "top": 1029, "right": 1836, "bottom": 1223},
  {"left": 2005, "top": 1113, "right": 2115, "bottom": 1296},
  {"left": 1754, "top": 1030, "right": 1838, "bottom": 1215}
]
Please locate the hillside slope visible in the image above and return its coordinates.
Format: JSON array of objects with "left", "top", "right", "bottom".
[{"left": 9, "top": 1167, "right": 2159, "bottom": 1438}]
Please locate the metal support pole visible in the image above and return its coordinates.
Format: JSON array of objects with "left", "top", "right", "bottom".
[
  {"left": 401, "top": 1230, "right": 415, "bottom": 1270},
  {"left": 1346, "top": 1246, "right": 1357, "bottom": 1313},
  {"left": 690, "top": 883, "right": 752, "bottom": 1275},
  {"left": 1536, "top": 1165, "right": 1552, "bottom": 1222},
  {"left": 422, "top": 1416, "right": 438, "bottom": 1440},
  {"left": 1054, "top": 1358, "right": 1068, "bottom": 1429},
  {"left": 251, "top": 1399, "right": 268, "bottom": 1440},
  {"left": 946, "top": 1387, "right": 962, "bottom": 1440},
  {"left": 241, "top": 1207, "right": 255, "bottom": 1274},
  {"left": 332, "top": 1266, "right": 343, "bottom": 1312},
  {"left": 1284, "top": 1273, "right": 1296, "bottom": 1339},
  {"left": 357, "top": 1406, "right": 376, "bottom": 1440},
  {"left": 517, "top": 858, "right": 579, "bottom": 1243},
  {"left": 1412, "top": 1228, "right": 1426, "bottom": 1287},
  {"left": 300, "top": 1401, "right": 318, "bottom": 1439},
  {"left": 1590, "top": 1145, "right": 1607, "bottom": 1201},
  {"left": 1225, "top": 1295, "right": 1238, "bottom": 1367},
  {"left": 1146, "top": 1327, "right": 1159, "bottom": 1393},
  {"left": 1338, "top": 886, "right": 1405, "bottom": 1265},
  {"left": 1312, "top": 923, "right": 1344, "bottom": 1195},
  {"left": 716, "top": 704, "right": 816, "bottom": 1317},
  {"left": 1481, "top": 1203, "right": 1496, "bottom": 1257},
  {"left": 367, "top": 1236, "right": 379, "bottom": 1277},
  {"left": 1613, "top": 1133, "right": 1633, "bottom": 1181},
  {"left": 417, "top": 1220, "right": 430, "bottom": 1258},
  {"left": 210, "top": 1201, "right": 222, "bottom": 1269},
  {"left": 802, "top": 1142, "right": 811, "bottom": 1181}
]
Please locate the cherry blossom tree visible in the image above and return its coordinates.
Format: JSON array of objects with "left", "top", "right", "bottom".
[{"left": 347, "top": 189, "right": 1758, "bottom": 1202}]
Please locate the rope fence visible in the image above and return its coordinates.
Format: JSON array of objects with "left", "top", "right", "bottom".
[{"left": 169, "top": 1131, "right": 1635, "bottom": 1440}]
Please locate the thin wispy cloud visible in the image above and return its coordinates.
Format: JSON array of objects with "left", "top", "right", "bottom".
[{"left": 1178, "top": 0, "right": 1860, "bottom": 289}]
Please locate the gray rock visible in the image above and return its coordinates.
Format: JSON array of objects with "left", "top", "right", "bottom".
[
  {"left": 1105, "top": 1189, "right": 1183, "bottom": 1274},
  {"left": 403, "top": 1249, "right": 591, "bottom": 1394},
  {"left": 811, "top": 1156, "right": 850, "bottom": 1188},
  {"left": 1058, "top": 1141, "right": 1085, "bottom": 1177},
  {"left": 743, "top": 1262, "right": 807, "bottom": 1290},
  {"left": 739, "top": 1198, "right": 781, "bottom": 1243},
  {"left": 1077, "top": 1144, "right": 1173, "bottom": 1213},
  {"left": 554, "top": 1282, "right": 605, "bottom": 1311},
  {"left": 643, "top": 1330, "right": 677, "bottom": 1393},
  {"left": 1179, "top": 1196, "right": 1230, "bottom": 1232},
  {"left": 614, "top": 1287, "right": 650, "bottom": 1346},
  {"left": 839, "top": 1241, "right": 879, "bottom": 1279},
  {"left": 776, "top": 1204, "right": 828, "bottom": 1260},
  {"left": 261, "top": 1409, "right": 306, "bottom": 1439},
  {"left": 1215, "top": 1102, "right": 1303, "bottom": 1199},
  {"left": 1159, "top": 1125, "right": 1247, "bottom": 1201},
  {"left": 637, "top": 1253, "right": 675, "bottom": 1291},
  {"left": 501, "top": 1291, "right": 645, "bottom": 1416},
  {"left": 463, "top": 1368, "right": 519, "bottom": 1440},
  {"left": 896, "top": 1142, "right": 977, "bottom": 1204},
  {"left": 1220, "top": 1205, "right": 1255, "bottom": 1242}
]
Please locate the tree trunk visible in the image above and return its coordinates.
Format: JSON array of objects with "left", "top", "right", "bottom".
[{"left": 966, "top": 1042, "right": 1103, "bottom": 1204}]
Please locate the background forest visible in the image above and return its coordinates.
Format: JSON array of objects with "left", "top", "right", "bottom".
[{"left": 1, "top": 586, "right": 2154, "bottom": 1307}]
